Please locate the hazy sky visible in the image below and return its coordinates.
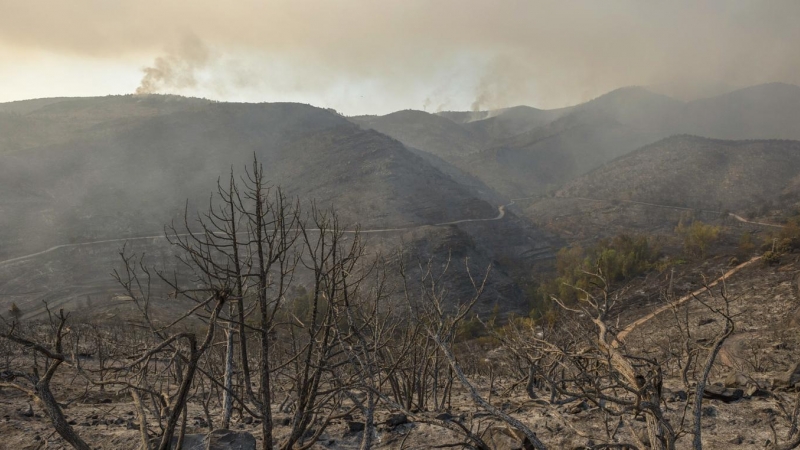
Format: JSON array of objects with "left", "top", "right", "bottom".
[{"left": 1, "top": 1, "right": 798, "bottom": 115}]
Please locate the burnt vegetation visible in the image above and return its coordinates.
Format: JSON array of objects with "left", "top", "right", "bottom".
[
  {"left": 3, "top": 83, "right": 800, "bottom": 449},
  {"left": 3, "top": 156, "right": 800, "bottom": 450}
]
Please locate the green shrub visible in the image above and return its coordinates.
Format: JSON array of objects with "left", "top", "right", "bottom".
[
  {"left": 533, "top": 234, "right": 660, "bottom": 315},
  {"left": 763, "top": 250, "right": 781, "bottom": 266},
  {"left": 778, "top": 219, "right": 800, "bottom": 252},
  {"left": 737, "top": 231, "right": 755, "bottom": 258},
  {"left": 675, "top": 219, "right": 720, "bottom": 258}
]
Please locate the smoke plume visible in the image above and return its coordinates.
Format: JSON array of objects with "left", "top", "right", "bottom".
[
  {"left": 1, "top": 1, "right": 799, "bottom": 113},
  {"left": 136, "top": 35, "right": 212, "bottom": 95}
]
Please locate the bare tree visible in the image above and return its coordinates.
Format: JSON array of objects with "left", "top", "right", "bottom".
[{"left": 0, "top": 307, "right": 92, "bottom": 450}]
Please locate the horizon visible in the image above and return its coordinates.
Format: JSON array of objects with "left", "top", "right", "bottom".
[
  {"left": 2, "top": 1, "right": 799, "bottom": 115},
  {"left": 3, "top": 81, "right": 798, "bottom": 117}
]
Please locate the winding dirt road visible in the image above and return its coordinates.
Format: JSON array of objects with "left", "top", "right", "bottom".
[
  {"left": 561, "top": 196, "right": 783, "bottom": 228},
  {"left": 0, "top": 203, "right": 513, "bottom": 269},
  {"left": 6, "top": 193, "right": 782, "bottom": 270}
]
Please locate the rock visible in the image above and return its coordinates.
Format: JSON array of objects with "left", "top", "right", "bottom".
[
  {"left": 435, "top": 412, "right": 456, "bottom": 421},
  {"left": 634, "top": 430, "right": 651, "bottom": 448},
  {"left": 774, "top": 362, "right": 800, "bottom": 388},
  {"left": 162, "top": 432, "right": 256, "bottom": 450},
  {"left": 100, "top": 398, "right": 113, "bottom": 404},
  {"left": 698, "top": 318, "right": 716, "bottom": 326},
  {"left": 206, "top": 430, "right": 256, "bottom": 450},
  {"left": 725, "top": 372, "right": 749, "bottom": 388},
  {"left": 703, "top": 385, "right": 744, "bottom": 403},
  {"left": 759, "top": 407, "right": 777, "bottom": 416},
  {"left": 485, "top": 426, "right": 535, "bottom": 450},
  {"left": 347, "top": 421, "right": 365, "bottom": 433},
  {"left": 568, "top": 401, "right": 589, "bottom": 414},
  {"left": 19, "top": 404, "right": 34, "bottom": 417},
  {"left": 745, "top": 384, "right": 760, "bottom": 398},
  {"left": 729, "top": 435, "right": 744, "bottom": 445},
  {"left": 193, "top": 417, "right": 209, "bottom": 428},
  {"left": 385, "top": 413, "right": 408, "bottom": 428},
  {"left": 165, "top": 434, "right": 205, "bottom": 450},
  {"left": 702, "top": 406, "right": 717, "bottom": 417},
  {"left": 278, "top": 416, "right": 292, "bottom": 426},
  {"left": 666, "top": 390, "right": 688, "bottom": 402}
]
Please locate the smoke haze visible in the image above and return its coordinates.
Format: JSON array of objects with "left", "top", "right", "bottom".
[
  {"left": 1, "top": 0, "right": 799, "bottom": 113},
  {"left": 135, "top": 35, "right": 211, "bottom": 95}
]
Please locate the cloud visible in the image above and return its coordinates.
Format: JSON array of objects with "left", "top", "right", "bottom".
[{"left": 1, "top": 0, "right": 799, "bottom": 111}]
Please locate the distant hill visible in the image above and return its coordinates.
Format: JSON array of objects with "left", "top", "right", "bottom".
[
  {"left": 435, "top": 110, "right": 494, "bottom": 124},
  {"left": 557, "top": 135, "right": 800, "bottom": 212},
  {"left": 354, "top": 84, "right": 800, "bottom": 198},
  {"left": 0, "top": 96, "right": 502, "bottom": 252},
  {"left": 681, "top": 83, "right": 800, "bottom": 140},
  {"left": 460, "top": 105, "right": 570, "bottom": 142},
  {"left": 351, "top": 109, "right": 487, "bottom": 157},
  {"left": 0, "top": 95, "right": 555, "bottom": 317},
  {"left": 464, "top": 87, "right": 684, "bottom": 195}
]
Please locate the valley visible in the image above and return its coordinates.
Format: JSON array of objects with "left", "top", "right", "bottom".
[
  {"left": 2, "top": 83, "right": 800, "bottom": 450},
  {"left": 4, "top": 4, "right": 800, "bottom": 449}
]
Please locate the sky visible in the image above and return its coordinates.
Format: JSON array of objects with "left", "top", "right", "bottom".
[{"left": 0, "top": 1, "right": 799, "bottom": 115}]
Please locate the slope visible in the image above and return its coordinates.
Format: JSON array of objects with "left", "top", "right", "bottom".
[
  {"left": 557, "top": 135, "right": 800, "bottom": 212},
  {"left": 351, "top": 109, "right": 487, "bottom": 157},
  {"left": 467, "top": 87, "right": 685, "bottom": 196},
  {"left": 0, "top": 95, "right": 554, "bottom": 317},
  {"left": 681, "top": 83, "right": 800, "bottom": 140},
  {"left": 366, "top": 84, "right": 800, "bottom": 200},
  {"left": 0, "top": 97, "right": 501, "bottom": 254}
]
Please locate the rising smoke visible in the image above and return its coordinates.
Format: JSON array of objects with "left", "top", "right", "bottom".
[
  {"left": 136, "top": 35, "right": 212, "bottom": 95},
  {"left": 1, "top": 1, "right": 799, "bottom": 112}
]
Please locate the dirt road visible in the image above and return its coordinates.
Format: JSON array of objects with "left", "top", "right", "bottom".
[
  {"left": 561, "top": 196, "right": 783, "bottom": 228},
  {"left": 0, "top": 202, "right": 513, "bottom": 269}
]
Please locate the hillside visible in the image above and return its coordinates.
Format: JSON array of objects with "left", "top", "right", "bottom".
[
  {"left": 0, "top": 95, "right": 555, "bottom": 317},
  {"left": 0, "top": 97, "right": 502, "bottom": 249},
  {"left": 355, "top": 84, "right": 800, "bottom": 199},
  {"left": 351, "top": 109, "right": 487, "bottom": 157},
  {"left": 681, "top": 82, "right": 800, "bottom": 140},
  {"left": 465, "top": 87, "right": 684, "bottom": 196},
  {"left": 557, "top": 135, "right": 800, "bottom": 212},
  {"left": 459, "top": 105, "right": 570, "bottom": 142}
]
